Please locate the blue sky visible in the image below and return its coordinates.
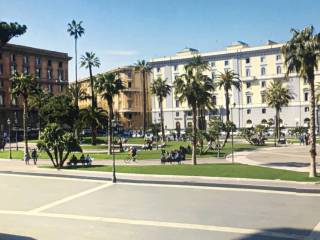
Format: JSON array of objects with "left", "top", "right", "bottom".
[{"left": 1, "top": 0, "right": 320, "bottom": 81}]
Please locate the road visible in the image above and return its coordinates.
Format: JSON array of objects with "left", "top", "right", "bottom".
[{"left": 0, "top": 173, "right": 319, "bottom": 239}]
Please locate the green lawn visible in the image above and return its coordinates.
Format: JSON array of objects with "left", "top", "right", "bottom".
[
  {"left": 0, "top": 142, "right": 268, "bottom": 161},
  {"left": 59, "top": 163, "right": 320, "bottom": 182}
]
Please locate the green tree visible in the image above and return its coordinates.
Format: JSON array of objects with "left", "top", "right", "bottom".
[
  {"left": 80, "top": 106, "right": 108, "bottom": 138},
  {"left": 95, "top": 72, "right": 126, "bottom": 154},
  {"left": 11, "top": 73, "right": 41, "bottom": 156},
  {"left": 134, "top": 60, "right": 151, "bottom": 136},
  {"left": 0, "top": 21, "right": 27, "bottom": 48},
  {"left": 265, "top": 80, "right": 292, "bottom": 143},
  {"left": 37, "top": 123, "right": 81, "bottom": 169},
  {"left": 174, "top": 56, "right": 214, "bottom": 165},
  {"left": 39, "top": 95, "right": 79, "bottom": 131},
  {"left": 29, "top": 89, "right": 52, "bottom": 139},
  {"left": 67, "top": 20, "right": 85, "bottom": 107},
  {"left": 80, "top": 52, "right": 101, "bottom": 145},
  {"left": 66, "top": 84, "right": 88, "bottom": 105},
  {"left": 150, "top": 77, "right": 172, "bottom": 142},
  {"left": 282, "top": 25, "right": 320, "bottom": 177}
]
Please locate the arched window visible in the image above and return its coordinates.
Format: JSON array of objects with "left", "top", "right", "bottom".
[
  {"left": 261, "top": 67, "right": 266, "bottom": 76},
  {"left": 261, "top": 119, "right": 267, "bottom": 124},
  {"left": 246, "top": 119, "right": 252, "bottom": 124},
  {"left": 176, "top": 121, "right": 181, "bottom": 130}
]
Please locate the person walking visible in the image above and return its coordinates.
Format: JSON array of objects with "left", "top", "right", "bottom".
[
  {"left": 24, "top": 153, "right": 30, "bottom": 165},
  {"left": 31, "top": 149, "right": 38, "bottom": 165}
]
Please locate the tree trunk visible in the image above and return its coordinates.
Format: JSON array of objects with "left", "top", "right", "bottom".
[
  {"left": 89, "top": 66, "right": 97, "bottom": 145},
  {"left": 23, "top": 98, "right": 29, "bottom": 156},
  {"left": 74, "top": 38, "right": 78, "bottom": 108},
  {"left": 191, "top": 104, "right": 197, "bottom": 165},
  {"left": 159, "top": 97, "right": 165, "bottom": 143},
  {"left": 225, "top": 89, "right": 230, "bottom": 122},
  {"left": 108, "top": 102, "right": 113, "bottom": 155},
  {"left": 276, "top": 108, "right": 280, "bottom": 143},
  {"left": 309, "top": 74, "right": 317, "bottom": 177},
  {"left": 142, "top": 71, "right": 147, "bottom": 136}
]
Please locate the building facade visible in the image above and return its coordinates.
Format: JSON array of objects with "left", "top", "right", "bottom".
[
  {"left": 78, "top": 66, "right": 151, "bottom": 130},
  {"left": 149, "top": 41, "right": 320, "bottom": 130},
  {"left": 0, "top": 43, "right": 70, "bottom": 133}
]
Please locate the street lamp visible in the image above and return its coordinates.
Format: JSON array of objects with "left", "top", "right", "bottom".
[
  {"left": 112, "top": 119, "right": 117, "bottom": 183},
  {"left": 7, "top": 118, "right": 12, "bottom": 159},
  {"left": 231, "top": 103, "right": 236, "bottom": 164}
]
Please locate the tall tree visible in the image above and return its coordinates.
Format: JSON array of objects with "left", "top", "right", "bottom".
[
  {"left": 265, "top": 80, "right": 292, "bottom": 143},
  {"left": 282, "top": 25, "right": 320, "bottom": 177},
  {"left": 66, "top": 84, "right": 89, "bottom": 105},
  {"left": 174, "top": 56, "right": 214, "bottom": 165},
  {"left": 80, "top": 52, "right": 100, "bottom": 145},
  {"left": 134, "top": 60, "right": 151, "bottom": 136},
  {"left": 80, "top": 106, "right": 108, "bottom": 139},
  {"left": 0, "top": 21, "right": 27, "bottom": 48},
  {"left": 95, "top": 72, "right": 126, "bottom": 154},
  {"left": 67, "top": 20, "right": 85, "bottom": 107},
  {"left": 11, "top": 73, "right": 41, "bottom": 156},
  {"left": 150, "top": 77, "right": 172, "bottom": 142}
]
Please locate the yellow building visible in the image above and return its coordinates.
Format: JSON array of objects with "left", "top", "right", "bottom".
[
  {"left": 149, "top": 41, "right": 320, "bottom": 130},
  {"left": 78, "top": 66, "right": 151, "bottom": 130}
]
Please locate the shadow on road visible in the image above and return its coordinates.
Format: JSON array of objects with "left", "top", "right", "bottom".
[
  {"left": 0, "top": 233, "right": 36, "bottom": 240},
  {"left": 262, "top": 162, "right": 310, "bottom": 168},
  {"left": 236, "top": 227, "right": 318, "bottom": 240}
]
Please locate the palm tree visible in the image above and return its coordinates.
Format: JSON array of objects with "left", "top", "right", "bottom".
[
  {"left": 134, "top": 60, "right": 151, "bottom": 136},
  {"left": 29, "top": 89, "right": 52, "bottom": 139},
  {"left": 282, "top": 25, "right": 320, "bottom": 177},
  {"left": 150, "top": 77, "right": 172, "bottom": 142},
  {"left": 66, "top": 84, "right": 89, "bottom": 105},
  {"left": 11, "top": 73, "right": 41, "bottom": 156},
  {"left": 0, "top": 21, "right": 27, "bottom": 48},
  {"left": 174, "top": 57, "right": 214, "bottom": 165},
  {"left": 95, "top": 73, "right": 126, "bottom": 154},
  {"left": 216, "top": 69, "right": 241, "bottom": 122},
  {"left": 80, "top": 52, "right": 100, "bottom": 145},
  {"left": 80, "top": 107, "right": 108, "bottom": 138},
  {"left": 265, "top": 80, "right": 292, "bottom": 143},
  {"left": 67, "top": 20, "right": 85, "bottom": 107}
]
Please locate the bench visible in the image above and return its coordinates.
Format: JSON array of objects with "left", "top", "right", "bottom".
[{"left": 67, "top": 158, "right": 93, "bottom": 166}]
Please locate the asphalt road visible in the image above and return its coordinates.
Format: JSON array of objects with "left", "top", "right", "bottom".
[{"left": 0, "top": 173, "right": 319, "bottom": 240}]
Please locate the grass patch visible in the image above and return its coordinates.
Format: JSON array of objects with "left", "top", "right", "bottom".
[{"left": 59, "top": 163, "right": 320, "bottom": 182}]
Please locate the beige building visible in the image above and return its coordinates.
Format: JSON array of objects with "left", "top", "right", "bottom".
[{"left": 78, "top": 66, "right": 151, "bottom": 130}]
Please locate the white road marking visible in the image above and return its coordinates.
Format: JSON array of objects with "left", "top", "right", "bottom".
[
  {"left": 29, "top": 183, "right": 113, "bottom": 213},
  {"left": 0, "top": 210, "right": 309, "bottom": 239},
  {"left": 309, "top": 220, "right": 320, "bottom": 240},
  {"left": 120, "top": 182, "right": 320, "bottom": 197}
]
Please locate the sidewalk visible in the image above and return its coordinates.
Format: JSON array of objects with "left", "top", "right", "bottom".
[{"left": 0, "top": 159, "right": 319, "bottom": 194}]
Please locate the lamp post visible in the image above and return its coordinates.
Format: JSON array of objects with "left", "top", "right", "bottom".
[
  {"left": 231, "top": 103, "right": 236, "bottom": 164},
  {"left": 112, "top": 119, "right": 117, "bottom": 183},
  {"left": 274, "top": 115, "right": 277, "bottom": 147},
  {"left": 15, "top": 117, "right": 18, "bottom": 151},
  {"left": 7, "top": 118, "right": 12, "bottom": 159}
]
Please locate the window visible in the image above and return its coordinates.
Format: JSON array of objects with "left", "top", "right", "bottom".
[
  {"left": 246, "top": 81, "right": 251, "bottom": 89},
  {"left": 10, "top": 54, "right": 16, "bottom": 62},
  {"left": 276, "top": 66, "right": 281, "bottom": 74},
  {"left": 23, "top": 56, "right": 28, "bottom": 65},
  {"left": 173, "top": 65, "right": 178, "bottom": 71},
  {"left": 260, "top": 56, "right": 265, "bottom": 63},
  {"left": 187, "top": 111, "right": 192, "bottom": 116},
  {"left": 12, "top": 95, "right": 17, "bottom": 105},
  {"left": 261, "top": 81, "right": 266, "bottom": 88},
  {"left": 128, "top": 113, "right": 132, "bottom": 119},
  {"left": 127, "top": 71, "right": 132, "bottom": 78},
  {"left": 48, "top": 85, "right": 52, "bottom": 93},
  {"left": 305, "top": 107, "right": 309, "bottom": 112},
  {"left": 174, "top": 75, "right": 178, "bottom": 80},
  {"left": 175, "top": 99, "right": 180, "bottom": 107},
  {"left": 276, "top": 55, "right": 281, "bottom": 61},
  {"left": 261, "top": 67, "right": 266, "bottom": 76},
  {"left": 245, "top": 58, "right": 250, "bottom": 64},
  {"left": 262, "top": 108, "right": 266, "bottom": 114},
  {"left": 47, "top": 69, "right": 52, "bottom": 80},
  {"left": 224, "top": 60, "right": 229, "bottom": 66},
  {"left": 10, "top": 65, "right": 16, "bottom": 75},
  {"left": 35, "top": 56, "right": 41, "bottom": 65},
  {"left": 0, "top": 93, "right": 3, "bottom": 105},
  {"left": 247, "top": 109, "right": 251, "bottom": 114},
  {"left": 246, "top": 95, "right": 252, "bottom": 104},
  {"left": 0, "top": 53, "right": 2, "bottom": 59},
  {"left": 59, "top": 85, "right": 64, "bottom": 92},
  {"left": 36, "top": 68, "right": 41, "bottom": 79},
  {"left": 128, "top": 81, "right": 132, "bottom": 88},
  {"left": 48, "top": 60, "right": 52, "bottom": 67},
  {"left": 304, "top": 92, "right": 309, "bottom": 101},
  {"left": 58, "top": 69, "right": 63, "bottom": 81},
  {"left": 212, "top": 95, "right": 216, "bottom": 105},
  {"left": 0, "top": 81, "right": 3, "bottom": 88},
  {"left": 211, "top": 71, "right": 215, "bottom": 80},
  {"left": 58, "top": 61, "right": 63, "bottom": 68},
  {"left": 23, "top": 66, "right": 29, "bottom": 74},
  {"left": 128, "top": 100, "right": 132, "bottom": 108},
  {"left": 261, "top": 94, "right": 266, "bottom": 103},
  {"left": 246, "top": 68, "right": 250, "bottom": 77},
  {"left": 0, "top": 64, "right": 3, "bottom": 75},
  {"left": 176, "top": 112, "right": 179, "bottom": 117},
  {"left": 157, "top": 67, "right": 160, "bottom": 72}
]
